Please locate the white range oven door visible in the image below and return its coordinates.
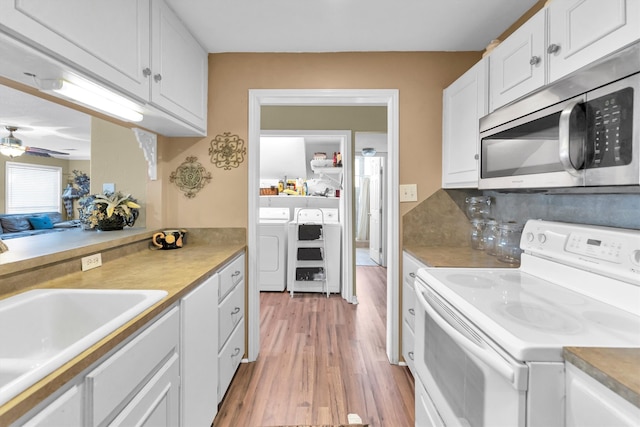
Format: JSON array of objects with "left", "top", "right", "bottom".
[{"left": 414, "top": 277, "right": 529, "bottom": 427}]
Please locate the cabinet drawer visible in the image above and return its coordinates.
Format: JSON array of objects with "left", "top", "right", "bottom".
[
  {"left": 219, "top": 254, "right": 245, "bottom": 302},
  {"left": 218, "top": 318, "right": 245, "bottom": 403},
  {"left": 402, "top": 280, "right": 416, "bottom": 333},
  {"left": 402, "top": 319, "right": 415, "bottom": 377},
  {"left": 86, "top": 307, "right": 179, "bottom": 426},
  {"left": 219, "top": 281, "right": 244, "bottom": 351}
]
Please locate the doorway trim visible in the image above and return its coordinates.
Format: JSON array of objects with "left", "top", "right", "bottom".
[{"left": 247, "top": 89, "right": 400, "bottom": 364}]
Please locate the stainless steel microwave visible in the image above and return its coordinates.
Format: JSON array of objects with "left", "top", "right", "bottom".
[{"left": 479, "top": 42, "right": 640, "bottom": 191}]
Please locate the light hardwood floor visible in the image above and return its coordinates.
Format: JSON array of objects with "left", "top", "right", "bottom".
[{"left": 213, "top": 266, "right": 415, "bottom": 427}]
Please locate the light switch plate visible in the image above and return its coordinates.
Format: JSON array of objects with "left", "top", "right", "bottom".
[
  {"left": 399, "top": 184, "right": 418, "bottom": 202},
  {"left": 81, "top": 253, "right": 102, "bottom": 271}
]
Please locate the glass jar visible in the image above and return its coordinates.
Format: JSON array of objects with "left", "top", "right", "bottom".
[
  {"left": 496, "top": 221, "right": 524, "bottom": 264},
  {"left": 465, "top": 196, "right": 491, "bottom": 220},
  {"left": 482, "top": 219, "right": 499, "bottom": 256},
  {"left": 469, "top": 219, "right": 486, "bottom": 250}
]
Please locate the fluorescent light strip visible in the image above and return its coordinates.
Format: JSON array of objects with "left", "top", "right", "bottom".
[{"left": 42, "top": 79, "right": 143, "bottom": 123}]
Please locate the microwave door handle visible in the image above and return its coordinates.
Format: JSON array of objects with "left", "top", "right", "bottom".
[
  {"left": 559, "top": 99, "right": 585, "bottom": 177},
  {"left": 417, "top": 288, "right": 519, "bottom": 387}
]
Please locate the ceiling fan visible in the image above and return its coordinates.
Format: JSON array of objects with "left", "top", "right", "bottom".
[{"left": 0, "top": 126, "right": 70, "bottom": 158}]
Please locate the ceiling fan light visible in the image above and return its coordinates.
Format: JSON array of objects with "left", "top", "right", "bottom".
[
  {"left": 39, "top": 78, "right": 144, "bottom": 123},
  {"left": 0, "top": 129, "right": 25, "bottom": 157},
  {"left": 362, "top": 147, "right": 377, "bottom": 157}
]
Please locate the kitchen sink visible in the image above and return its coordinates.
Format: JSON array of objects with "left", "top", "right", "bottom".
[{"left": 0, "top": 288, "right": 167, "bottom": 405}]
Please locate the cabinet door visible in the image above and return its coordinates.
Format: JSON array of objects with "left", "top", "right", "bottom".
[
  {"left": 108, "top": 354, "right": 180, "bottom": 427},
  {"left": 181, "top": 274, "right": 219, "bottom": 427},
  {"left": 150, "top": 0, "right": 208, "bottom": 131},
  {"left": 442, "top": 59, "right": 487, "bottom": 188},
  {"left": 548, "top": 0, "right": 640, "bottom": 82},
  {"left": 20, "top": 385, "right": 82, "bottom": 427},
  {"left": 0, "top": 0, "right": 150, "bottom": 100},
  {"left": 489, "top": 10, "right": 546, "bottom": 112}
]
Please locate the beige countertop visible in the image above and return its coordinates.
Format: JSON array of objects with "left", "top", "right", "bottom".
[
  {"left": 0, "top": 235, "right": 245, "bottom": 425},
  {"left": 404, "top": 245, "right": 520, "bottom": 269},
  {"left": 564, "top": 347, "right": 640, "bottom": 408}
]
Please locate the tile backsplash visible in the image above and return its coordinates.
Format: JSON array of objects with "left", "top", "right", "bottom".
[{"left": 403, "top": 189, "right": 640, "bottom": 247}]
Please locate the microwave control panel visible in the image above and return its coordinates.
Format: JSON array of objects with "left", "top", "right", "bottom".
[{"left": 587, "top": 86, "right": 633, "bottom": 168}]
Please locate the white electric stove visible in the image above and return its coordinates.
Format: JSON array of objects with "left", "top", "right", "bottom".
[{"left": 414, "top": 219, "right": 640, "bottom": 427}]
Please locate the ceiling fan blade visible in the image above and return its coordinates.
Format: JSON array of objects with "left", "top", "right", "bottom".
[{"left": 25, "top": 146, "right": 70, "bottom": 156}]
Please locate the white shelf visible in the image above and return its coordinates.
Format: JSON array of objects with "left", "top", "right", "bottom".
[{"left": 311, "top": 166, "right": 343, "bottom": 174}]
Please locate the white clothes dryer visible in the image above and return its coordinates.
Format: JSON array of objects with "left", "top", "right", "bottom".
[{"left": 259, "top": 207, "right": 290, "bottom": 291}]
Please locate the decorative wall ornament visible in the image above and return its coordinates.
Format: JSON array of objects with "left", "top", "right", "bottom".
[
  {"left": 170, "top": 156, "right": 212, "bottom": 198},
  {"left": 132, "top": 128, "right": 157, "bottom": 180},
  {"left": 209, "top": 132, "right": 246, "bottom": 170}
]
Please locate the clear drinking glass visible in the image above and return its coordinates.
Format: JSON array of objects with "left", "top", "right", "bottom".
[
  {"left": 496, "top": 221, "right": 524, "bottom": 264},
  {"left": 470, "top": 219, "right": 486, "bottom": 250},
  {"left": 465, "top": 196, "right": 491, "bottom": 220}
]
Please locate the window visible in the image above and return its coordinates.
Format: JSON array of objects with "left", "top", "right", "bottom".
[{"left": 5, "top": 161, "right": 62, "bottom": 213}]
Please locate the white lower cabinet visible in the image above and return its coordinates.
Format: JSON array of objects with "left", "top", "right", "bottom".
[
  {"left": 86, "top": 307, "right": 180, "bottom": 426},
  {"left": 181, "top": 273, "right": 219, "bottom": 427},
  {"left": 565, "top": 362, "right": 640, "bottom": 427},
  {"left": 20, "top": 385, "right": 83, "bottom": 427},
  {"left": 217, "top": 253, "right": 246, "bottom": 403},
  {"left": 402, "top": 251, "right": 427, "bottom": 377}
]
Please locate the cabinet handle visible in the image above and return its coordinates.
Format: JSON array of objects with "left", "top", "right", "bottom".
[
  {"left": 231, "top": 307, "right": 241, "bottom": 315},
  {"left": 153, "top": 73, "right": 162, "bottom": 82},
  {"left": 408, "top": 308, "right": 415, "bottom": 316},
  {"left": 409, "top": 272, "right": 416, "bottom": 278},
  {"left": 529, "top": 55, "right": 540, "bottom": 66},
  {"left": 232, "top": 271, "right": 241, "bottom": 277},
  {"left": 232, "top": 347, "right": 241, "bottom": 357},
  {"left": 408, "top": 351, "right": 414, "bottom": 360},
  {"left": 142, "top": 67, "right": 151, "bottom": 77},
  {"left": 547, "top": 44, "right": 560, "bottom": 54},
  {"left": 474, "top": 154, "right": 479, "bottom": 160}
]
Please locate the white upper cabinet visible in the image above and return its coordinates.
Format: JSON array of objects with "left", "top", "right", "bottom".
[
  {"left": 547, "top": 0, "right": 640, "bottom": 82},
  {"left": 150, "top": 0, "right": 208, "bottom": 131},
  {"left": 488, "top": 10, "right": 546, "bottom": 112},
  {"left": 0, "top": 0, "right": 150, "bottom": 100},
  {"left": 488, "top": 0, "right": 640, "bottom": 112},
  {"left": 0, "top": 0, "right": 207, "bottom": 135},
  {"left": 442, "top": 59, "right": 487, "bottom": 188}
]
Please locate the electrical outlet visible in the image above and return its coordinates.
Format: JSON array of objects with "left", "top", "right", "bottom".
[
  {"left": 81, "top": 253, "right": 102, "bottom": 271},
  {"left": 399, "top": 184, "right": 418, "bottom": 202}
]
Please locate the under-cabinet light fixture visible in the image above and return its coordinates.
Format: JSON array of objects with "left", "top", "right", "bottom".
[{"left": 38, "top": 78, "right": 144, "bottom": 123}]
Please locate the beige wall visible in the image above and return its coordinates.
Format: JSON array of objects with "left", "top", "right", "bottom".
[
  {"left": 90, "top": 117, "right": 148, "bottom": 227},
  {"left": 160, "top": 52, "right": 481, "bottom": 229}
]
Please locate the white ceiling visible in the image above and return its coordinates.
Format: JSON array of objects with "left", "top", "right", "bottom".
[
  {"left": 165, "top": 0, "right": 539, "bottom": 53},
  {"left": 0, "top": 0, "right": 538, "bottom": 160}
]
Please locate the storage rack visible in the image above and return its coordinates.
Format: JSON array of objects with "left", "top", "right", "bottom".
[{"left": 289, "top": 208, "right": 329, "bottom": 298}]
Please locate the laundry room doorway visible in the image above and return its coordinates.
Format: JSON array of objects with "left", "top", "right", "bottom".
[{"left": 247, "top": 89, "right": 400, "bottom": 364}]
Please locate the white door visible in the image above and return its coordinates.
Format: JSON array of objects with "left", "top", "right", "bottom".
[{"left": 369, "top": 157, "right": 383, "bottom": 265}]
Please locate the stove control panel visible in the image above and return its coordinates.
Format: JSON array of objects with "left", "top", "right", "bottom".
[{"left": 521, "top": 220, "right": 640, "bottom": 284}]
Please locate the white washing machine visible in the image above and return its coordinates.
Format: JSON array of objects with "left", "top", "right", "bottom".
[
  {"left": 259, "top": 207, "right": 290, "bottom": 291},
  {"left": 287, "top": 208, "right": 341, "bottom": 295}
]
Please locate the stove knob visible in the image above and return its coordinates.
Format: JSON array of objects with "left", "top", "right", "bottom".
[
  {"left": 537, "top": 233, "right": 547, "bottom": 243},
  {"left": 632, "top": 250, "right": 640, "bottom": 266},
  {"left": 526, "top": 232, "right": 534, "bottom": 242}
]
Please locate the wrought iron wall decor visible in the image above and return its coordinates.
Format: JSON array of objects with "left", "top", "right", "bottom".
[
  {"left": 209, "top": 132, "right": 246, "bottom": 170},
  {"left": 170, "top": 156, "right": 212, "bottom": 198}
]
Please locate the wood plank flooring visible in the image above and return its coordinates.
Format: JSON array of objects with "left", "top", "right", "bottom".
[{"left": 213, "top": 266, "right": 415, "bottom": 427}]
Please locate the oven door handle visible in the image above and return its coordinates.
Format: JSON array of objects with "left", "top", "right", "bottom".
[{"left": 418, "top": 287, "right": 526, "bottom": 390}]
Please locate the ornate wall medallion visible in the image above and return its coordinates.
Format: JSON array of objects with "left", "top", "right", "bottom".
[
  {"left": 170, "top": 156, "right": 212, "bottom": 198},
  {"left": 209, "top": 132, "right": 246, "bottom": 170}
]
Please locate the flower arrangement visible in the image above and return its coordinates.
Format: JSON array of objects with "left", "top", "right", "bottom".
[{"left": 79, "top": 191, "right": 140, "bottom": 230}]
